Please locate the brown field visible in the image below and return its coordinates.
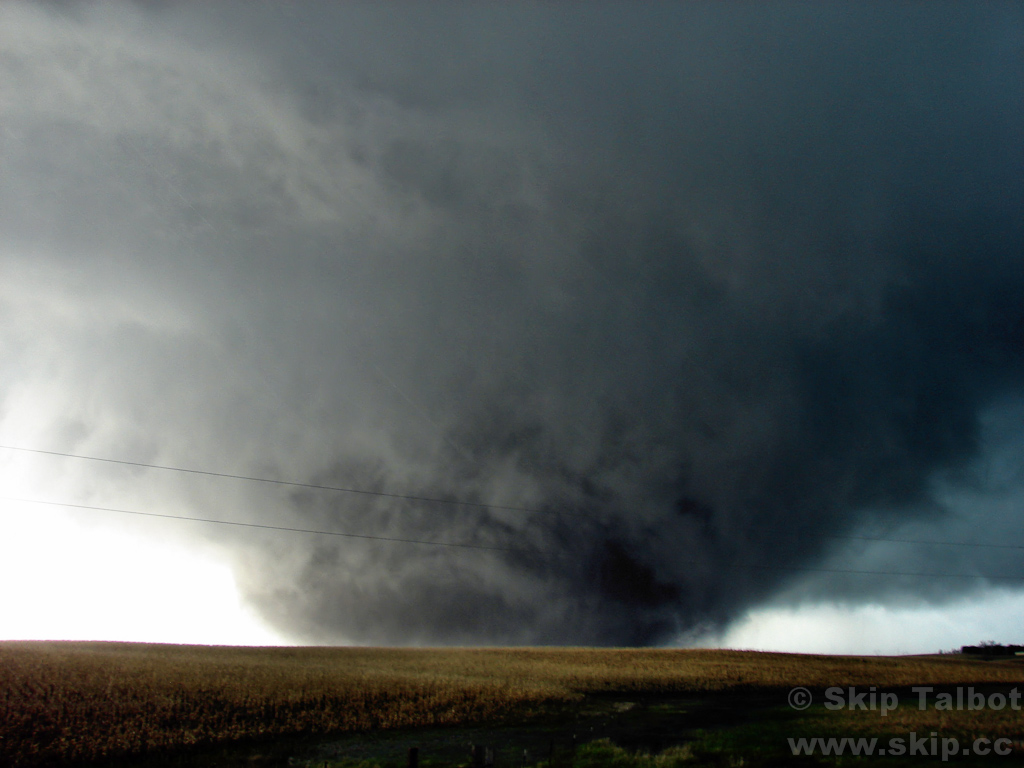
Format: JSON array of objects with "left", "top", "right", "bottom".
[{"left": 1, "top": 641, "right": 1022, "bottom": 767}]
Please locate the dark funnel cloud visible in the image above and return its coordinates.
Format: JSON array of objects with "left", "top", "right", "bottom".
[{"left": 2, "top": 2, "right": 1022, "bottom": 645}]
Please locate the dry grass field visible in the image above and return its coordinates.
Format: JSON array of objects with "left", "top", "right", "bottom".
[{"left": 2, "top": 641, "right": 1023, "bottom": 767}]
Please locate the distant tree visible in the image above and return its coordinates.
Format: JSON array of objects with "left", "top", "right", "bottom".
[{"left": 962, "top": 642, "right": 1024, "bottom": 658}]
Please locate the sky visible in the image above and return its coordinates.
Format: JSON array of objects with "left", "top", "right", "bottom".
[{"left": 1, "top": 1, "right": 1022, "bottom": 653}]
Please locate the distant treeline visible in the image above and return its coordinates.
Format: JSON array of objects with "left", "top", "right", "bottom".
[{"left": 961, "top": 644, "right": 1024, "bottom": 657}]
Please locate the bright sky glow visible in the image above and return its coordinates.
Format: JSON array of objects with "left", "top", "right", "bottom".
[
  {"left": 706, "top": 594, "right": 1024, "bottom": 656},
  {"left": 0, "top": 497, "right": 286, "bottom": 646}
]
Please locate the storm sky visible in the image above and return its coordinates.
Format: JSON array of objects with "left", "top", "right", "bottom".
[{"left": 1, "top": 1, "right": 1022, "bottom": 649}]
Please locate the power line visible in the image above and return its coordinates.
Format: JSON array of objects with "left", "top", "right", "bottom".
[
  {"left": 4, "top": 495, "right": 1022, "bottom": 582},
  {"left": 741, "top": 561, "right": 1024, "bottom": 581},
  {"left": 1, "top": 496, "right": 520, "bottom": 553},
  {"left": 830, "top": 533, "right": 1024, "bottom": 551},
  {"left": 2, "top": 443, "right": 1022, "bottom": 551},
  {"left": 0, "top": 444, "right": 578, "bottom": 517}
]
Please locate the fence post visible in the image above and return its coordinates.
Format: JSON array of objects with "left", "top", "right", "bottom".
[
  {"left": 408, "top": 746, "right": 419, "bottom": 768},
  {"left": 472, "top": 744, "right": 486, "bottom": 768}
]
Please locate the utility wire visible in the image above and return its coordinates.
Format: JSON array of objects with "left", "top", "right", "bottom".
[
  {"left": 829, "top": 533, "right": 1024, "bottom": 550},
  {"left": 0, "top": 444, "right": 574, "bottom": 517},
  {"left": 0, "top": 496, "right": 520, "bottom": 553},
  {"left": 2, "top": 443, "right": 1022, "bottom": 550},
  {"left": 740, "top": 562, "right": 1024, "bottom": 581},
  {"left": 3, "top": 495, "right": 1022, "bottom": 582}
]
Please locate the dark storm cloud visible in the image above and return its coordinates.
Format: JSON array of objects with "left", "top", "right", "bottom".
[{"left": 2, "top": 1, "right": 1022, "bottom": 644}]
